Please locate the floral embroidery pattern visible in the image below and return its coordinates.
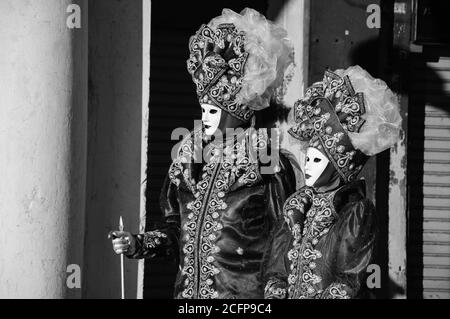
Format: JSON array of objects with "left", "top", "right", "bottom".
[
  {"left": 288, "top": 69, "right": 368, "bottom": 183},
  {"left": 187, "top": 24, "right": 253, "bottom": 122},
  {"left": 181, "top": 159, "right": 218, "bottom": 299},
  {"left": 170, "top": 128, "right": 265, "bottom": 299},
  {"left": 143, "top": 231, "right": 168, "bottom": 249},
  {"left": 168, "top": 128, "right": 202, "bottom": 194},
  {"left": 322, "top": 283, "right": 351, "bottom": 299},
  {"left": 264, "top": 279, "right": 287, "bottom": 299},
  {"left": 283, "top": 187, "right": 314, "bottom": 240},
  {"left": 287, "top": 190, "right": 338, "bottom": 299}
]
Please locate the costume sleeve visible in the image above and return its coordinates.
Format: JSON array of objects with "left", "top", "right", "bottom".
[
  {"left": 261, "top": 153, "right": 297, "bottom": 299},
  {"left": 319, "top": 199, "right": 377, "bottom": 299},
  {"left": 263, "top": 219, "right": 292, "bottom": 299},
  {"left": 126, "top": 174, "right": 180, "bottom": 260}
]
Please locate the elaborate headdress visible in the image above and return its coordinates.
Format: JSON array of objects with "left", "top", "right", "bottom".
[
  {"left": 289, "top": 66, "right": 402, "bottom": 183},
  {"left": 187, "top": 8, "right": 294, "bottom": 122}
]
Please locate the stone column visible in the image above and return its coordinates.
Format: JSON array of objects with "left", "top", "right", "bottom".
[{"left": 0, "top": 0, "right": 88, "bottom": 298}]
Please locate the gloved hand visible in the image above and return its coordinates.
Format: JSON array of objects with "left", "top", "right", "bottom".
[
  {"left": 283, "top": 186, "right": 314, "bottom": 240},
  {"left": 108, "top": 231, "right": 137, "bottom": 256}
]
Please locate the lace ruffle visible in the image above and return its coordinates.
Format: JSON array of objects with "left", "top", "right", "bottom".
[{"left": 208, "top": 8, "right": 295, "bottom": 111}]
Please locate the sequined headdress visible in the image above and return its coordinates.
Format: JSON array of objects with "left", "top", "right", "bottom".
[
  {"left": 187, "top": 8, "right": 294, "bottom": 122},
  {"left": 289, "top": 66, "right": 402, "bottom": 183}
]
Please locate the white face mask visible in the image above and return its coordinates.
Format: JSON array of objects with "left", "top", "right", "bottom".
[
  {"left": 201, "top": 104, "right": 222, "bottom": 136},
  {"left": 305, "top": 147, "right": 330, "bottom": 187}
]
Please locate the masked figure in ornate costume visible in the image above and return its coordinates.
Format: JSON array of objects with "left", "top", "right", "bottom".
[
  {"left": 263, "top": 66, "right": 402, "bottom": 299},
  {"left": 110, "top": 8, "right": 296, "bottom": 299}
]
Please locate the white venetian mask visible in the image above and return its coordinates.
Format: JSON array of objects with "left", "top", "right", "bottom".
[
  {"left": 305, "top": 147, "right": 330, "bottom": 187},
  {"left": 201, "top": 104, "right": 222, "bottom": 136}
]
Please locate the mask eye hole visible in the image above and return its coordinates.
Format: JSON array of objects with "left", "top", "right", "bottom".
[
  {"left": 202, "top": 107, "right": 206, "bottom": 114},
  {"left": 313, "top": 157, "right": 322, "bottom": 163},
  {"left": 210, "top": 109, "right": 218, "bottom": 115},
  {"left": 306, "top": 156, "right": 310, "bottom": 162}
]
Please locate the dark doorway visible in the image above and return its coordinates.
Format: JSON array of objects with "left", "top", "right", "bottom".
[{"left": 144, "top": 0, "right": 269, "bottom": 299}]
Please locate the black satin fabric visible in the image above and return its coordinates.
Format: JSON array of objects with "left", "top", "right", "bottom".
[
  {"left": 129, "top": 132, "right": 297, "bottom": 299},
  {"left": 263, "top": 179, "right": 377, "bottom": 299},
  {"left": 313, "top": 161, "right": 343, "bottom": 193},
  {"left": 204, "top": 111, "right": 249, "bottom": 145},
  {"left": 218, "top": 111, "right": 249, "bottom": 133}
]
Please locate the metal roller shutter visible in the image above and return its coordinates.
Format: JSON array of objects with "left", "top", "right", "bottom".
[{"left": 409, "top": 55, "right": 450, "bottom": 299}]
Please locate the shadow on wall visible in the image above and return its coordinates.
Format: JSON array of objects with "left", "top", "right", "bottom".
[{"left": 350, "top": 34, "right": 450, "bottom": 298}]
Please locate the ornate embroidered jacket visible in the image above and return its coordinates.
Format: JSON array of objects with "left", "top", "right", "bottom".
[
  {"left": 263, "top": 180, "right": 377, "bottom": 299},
  {"left": 129, "top": 127, "right": 296, "bottom": 299}
]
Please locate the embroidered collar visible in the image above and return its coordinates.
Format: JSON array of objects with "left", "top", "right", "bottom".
[{"left": 169, "top": 126, "right": 271, "bottom": 195}]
